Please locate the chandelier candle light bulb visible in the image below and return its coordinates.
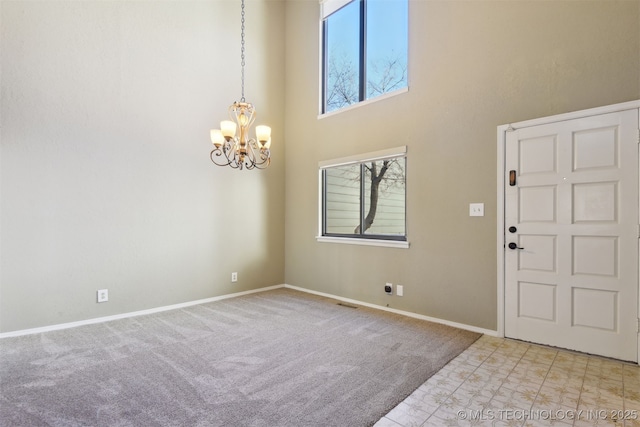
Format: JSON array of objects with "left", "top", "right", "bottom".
[
  {"left": 256, "top": 125, "right": 271, "bottom": 144},
  {"left": 210, "top": 129, "right": 224, "bottom": 148},
  {"left": 220, "top": 121, "right": 237, "bottom": 139}
]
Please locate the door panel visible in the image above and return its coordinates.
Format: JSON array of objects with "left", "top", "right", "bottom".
[{"left": 504, "top": 109, "right": 638, "bottom": 362}]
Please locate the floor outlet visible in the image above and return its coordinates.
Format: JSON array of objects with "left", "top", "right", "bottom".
[
  {"left": 97, "top": 289, "right": 109, "bottom": 303},
  {"left": 397, "top": 285, "right": 403, "bottom": 297},
  {"left": 231, "top": 272, "right": 238, "bottom": 283}
]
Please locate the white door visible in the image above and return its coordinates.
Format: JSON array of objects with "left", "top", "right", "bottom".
[{"left": 504, "top": 109, "right": 639, "bottom": 362}]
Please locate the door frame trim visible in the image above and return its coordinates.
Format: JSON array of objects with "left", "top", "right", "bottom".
[{"left": 496, "top": 100, "right": 640, "bottom": 350}]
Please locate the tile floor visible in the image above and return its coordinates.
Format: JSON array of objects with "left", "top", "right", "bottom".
[{"left": 376, "top": 335, "right": 640, "bottom": 427}]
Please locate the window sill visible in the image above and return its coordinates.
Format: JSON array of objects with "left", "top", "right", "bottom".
[
  {"left": 318, "top": 87, "right": 409, "bottom": 119},
  {"left": 316, "top": 236, "right": 410, "bottom": 249}
]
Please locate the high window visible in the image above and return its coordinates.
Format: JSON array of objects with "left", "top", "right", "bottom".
[
  {"left": 321, "top": 0, "right": 409, "bottom": 114},
  {"left": 318, "top": 147, "right": 408, "bottom": 248}
]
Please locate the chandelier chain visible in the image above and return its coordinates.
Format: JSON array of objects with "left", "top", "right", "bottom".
[{"left": 240, "top": 0, "right": 246, "bottom": 102}]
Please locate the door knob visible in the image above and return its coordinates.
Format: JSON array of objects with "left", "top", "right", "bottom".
[
  {"left": 508, "top": 242, "right": 524, "bottom": 250},
  {"left": 508, "top": 226, "right": 517, "bottom": 233}
]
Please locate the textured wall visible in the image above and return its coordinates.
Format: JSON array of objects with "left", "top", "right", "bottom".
[
  {"left": 0, "top": 0, "right": 286, "bottom": 332},
  {"left": 2, "top": 0, "right": 638, "bottom": 334},
  {"left": 284, "top": 0, "right": 640, "bottom": 330}
]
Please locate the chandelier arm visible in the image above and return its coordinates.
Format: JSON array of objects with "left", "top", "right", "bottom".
[
  {"left": 252, "top": 158, "right": 270, "bottom": 170},
  {"left": 210, "top": 140, "right": 245, "bottom": 169},
  {"left": 247, "top": 145, "right": 270, "bottom": 168},
  {"left": 210, "top": 148, "right": 235, "bottom": 167},
  {"left": 225, "top": 141, "right": 243, "bottom": 169},
  {"left": 248, "top": 139, "right": 260, "bottom": 150},
  {"left": 245, "top": 158, "right": 268, "bottom": 170},
  {"left": 241, "top": 142, "right": 270, "bottom": 170}
]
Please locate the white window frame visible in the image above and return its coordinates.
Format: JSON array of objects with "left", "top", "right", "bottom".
[
  {"left": 318, "top": 0, "right": 409, "bottom": 116},
  {"left": 321, "top": 0, "right": 353, "bottom": 19},
  {"left": 317, "top": 146, "right": 409, "bottom": 248}
]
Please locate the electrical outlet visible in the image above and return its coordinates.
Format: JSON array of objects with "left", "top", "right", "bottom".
[
  {"left": 97, "top": 289, "right": 109, "bottom": 303},
  {"left": 397, "top": 285, "right": 404, "bottom": 297},
  {"left": 231, "top": 272, "right": 238, "bottom": 283},
  {"left": 469, "top": 203, "right": 484, "bottom": 217},
  {"left": 385, "top": 283, "right": 393, "bottom": 294}
]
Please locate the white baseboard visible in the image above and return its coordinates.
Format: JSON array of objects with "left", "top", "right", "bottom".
[
  {"left": 0, "top": 284, "right": 286, "bottom": 339},
  {"left": 284, "top": 284, "right": 498, "bottom": 336},
  {"left": 0, "top": 283, "right": 497, "bottom": 338}
]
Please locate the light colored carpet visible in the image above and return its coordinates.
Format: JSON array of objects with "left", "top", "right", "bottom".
[{"left": 0, "top": 288, "right": 480, "bottom": 426}]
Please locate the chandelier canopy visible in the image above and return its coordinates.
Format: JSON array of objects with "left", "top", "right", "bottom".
[{"left": 209, "top": 0, "right": 271, "bottom": 170}]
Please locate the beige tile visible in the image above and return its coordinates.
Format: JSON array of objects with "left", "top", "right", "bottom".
[
  {"left": 623, "top": 364, "right": 640, "bottom": 380},
  {"left": 584, "top": 373, "right": 624, "bottom": 389},
  {"left": 625, "top": 392, "right": 640, "bottom": 411},
  {"left": 573, "top": 414, "right": 622, "bottom": 427},
  {"left": 544, "top": 368, "right": 584, "bottom": 389},
  {"left": 427, "top": 369, "right": 468, "bottom": 393},
  {"left": 402, "top": 385, "right": 446, "bottom": 415},
  {"left": 585, "top": 361, "right": 625, "bottom": 383},
  {"left": 427, "top": 406, "right": 488, "bottom": 427},
  {"left": 580, "top": 386, "right": 625, "bottom": 411},
  {"left": 384, "top": 401, "right": 432, "bottom": 427},
  {"left": 378, "top": 337, "right": 640, "bottom": 427},
  {"left": 457, "top": 347, "right": 496, "bottom": 367},
  {"left": 522, "top": 415, "right": 573, "bottom": 427},
  {"left": 625, "top": 414, "right": 640, "bottom": 427},
  {"left": 521, "top": 348, "right": 557, "bottom": 366},
  {"left": 576, "top": 405, "right": 628, "bottom": 426},
  {"left": 494, "top": 389, "right": 538, "bottom": 411},
  {"left": 509, "top": 362, "right": 550, "bottom": 381},
  {"left": 535, "top": 384, "right": 580, "bottom": 410},
  {"left": 373, "top": 416, "right": 404, "bottom": 427},
  {"left": 444, "top": 387, "right": 492, "bottom": 413},
  {"left": 553, "top": 352, "right": 589, "bottom": 367},
  {"left": 475, "top": 335, "right": 504, "bottom": 348}
]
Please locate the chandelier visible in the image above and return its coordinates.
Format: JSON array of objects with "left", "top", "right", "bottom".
[{"left": 209, "top": 0, "right": 271, "bottom": 170}]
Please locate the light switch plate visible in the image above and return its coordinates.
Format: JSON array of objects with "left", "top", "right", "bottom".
[{"left": 469, "top": 203, "right": 484, "bottom": 217}]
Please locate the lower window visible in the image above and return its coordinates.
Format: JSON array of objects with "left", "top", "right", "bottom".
[{"left": 319, "top": 147, "right": 407, "bottom": 244}]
